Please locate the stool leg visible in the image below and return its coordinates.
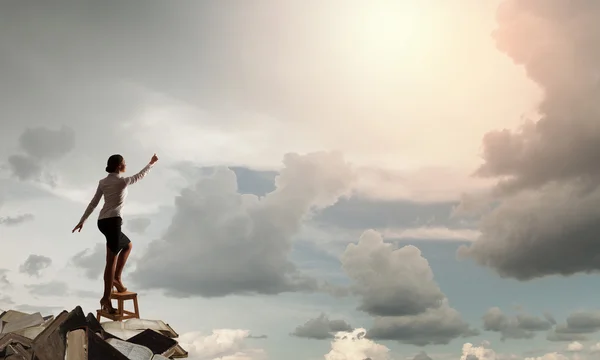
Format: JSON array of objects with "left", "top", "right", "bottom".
[
  {"left": 118, "top": 299, "right": 124, "bottom": 315},
  {"left": 133, "top": 297, "right": 140, "bottom": 318}
]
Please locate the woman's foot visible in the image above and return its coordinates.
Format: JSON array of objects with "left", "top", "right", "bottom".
[
  {"left": 100, "top": 298, "right": 117, "bottom": 314},
  {"left": 112, "top": 278, "right": 127, "bottom": 293}
]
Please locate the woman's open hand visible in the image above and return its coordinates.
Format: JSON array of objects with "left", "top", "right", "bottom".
[{"left": 72, "top": 222, "right": 83, "bottom": 233}]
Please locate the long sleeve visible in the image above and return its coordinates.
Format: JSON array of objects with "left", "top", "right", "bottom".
[
  {"left": 122, "top": 162, "right": 154, "bottom": 186},
  {"left": 79, "top": 183, "right": 103, "bottom": 224}
]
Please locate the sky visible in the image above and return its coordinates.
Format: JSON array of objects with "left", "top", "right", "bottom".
[{"left": 1, "top": 0, "right": 599, "bottom": 359}]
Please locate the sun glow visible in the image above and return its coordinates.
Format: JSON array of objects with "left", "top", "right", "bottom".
[{"left": 334, "top": 2, "right": 437, "bottom": 71}]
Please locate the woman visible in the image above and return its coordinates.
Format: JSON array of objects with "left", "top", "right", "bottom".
[{"left": 72, "top": 153, "right": 158, "bottom": 314}]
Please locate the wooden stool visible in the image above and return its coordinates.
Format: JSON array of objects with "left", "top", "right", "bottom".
[{"left": 96, "top": 291, "right": 140, "bottom": 322}]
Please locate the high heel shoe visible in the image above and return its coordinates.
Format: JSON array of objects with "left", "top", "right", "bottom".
[
  {"left": 100, "top": 299, "right": 117, "bottom": 314},
  {"left": 113, "top": 279, "right": 127, "bottom": 293}
]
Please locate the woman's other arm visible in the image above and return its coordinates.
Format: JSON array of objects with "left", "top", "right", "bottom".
[{"left": 72, "top": 183, "right": 102, "bottom": 232}]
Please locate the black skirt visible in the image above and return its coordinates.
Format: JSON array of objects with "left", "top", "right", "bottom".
[{"left": 97, "top": 216, "right": 131, "bottom": 255}]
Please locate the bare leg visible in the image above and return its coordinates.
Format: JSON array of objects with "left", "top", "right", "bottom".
[
  {"left": 113, "top": 242, "right": 132, "bottom": 292},
  {"left": 101, "top": 246, "right": 118, "bottom": 309}
]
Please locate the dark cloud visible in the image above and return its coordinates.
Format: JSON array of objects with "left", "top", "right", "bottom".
[
  {"left": 546, "top": 331, "right": 588, "bottom": 343},
  {"left": 70, "top": 243, "right": 106, "bottom": 280},
  {"left": 130, "top": 152, "right": 354, "bottom": 297},
  {"left": 6, "top": 126, "right": 75, "bottom": 184},
  {"left": 482, "top": 307, "right": 553, "bottom": 340},
  {"left": 366, "top": 300, "right": 479, "bottom": 346},
  {"left": 341, "top": 230, "right": 477, "bottom": 346},
  {"left": 0, "top": 269, "right": 11, "bottom": 288},
  {"left": 474, "top": 0, "right": 600, "bottom": 193},
  {"left": 458, "top": 184, "right": 600, "bottom": 280},
  {"left": 25, "top": 281, "right": 69, "bottom": 297},
  {"left": 547, "top": 310, "right": 600, "bottom": 342},
  {"left": 0, "top": 213, "right": 34, "bottom": 226},
  {"left": 126, "top": 217, "right": 151, "bottom": 235},
  {"left": 412, "top": 352, "right": 433, "bottom": 360},
  {"left": 18, "top": 125, "right": 76, "bottom": 160},
  {"left": 458, "top": 1, "right": 600, "bottom": 279},
  {"left": 291, "top": 313, "right": 353, "bottom": 340},
  {"left": 341, "top": 230, "right": 445, "bottom": 317},
  {"left": 7, "top": 154, "right": 44, "bottom": 181},
  {"left": 19, "top": 254, "right": 52, "bottom": 277}
]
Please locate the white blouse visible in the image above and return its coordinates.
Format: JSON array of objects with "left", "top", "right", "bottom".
[{"left": 79, "top": 163, "right": 154, "bottom": 224}]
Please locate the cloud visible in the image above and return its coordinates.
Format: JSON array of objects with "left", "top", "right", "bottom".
[
  {"left": 381, "top": 227, "right": 480, "bottom": 242},
  {"left": 366, "top": 300, "right": 479, "bottom": 346},
  {"left": 546, "top": 310, "right": 600, "bottom": 342},
  {"left": 0, "top": 269, "right": 11, "bottom": 288},
  {"left": 458, "top": 184, "right": 600, "bottom": 280},
  {"left": 70, "top": 243, "right": 106, "bottom": 280},
  {"left": 524, "top": 354, "right": 569, "bottom": 360},
  {"left": 482, "top": 307, "right": 554, "bottom": 340},
  {"left": 0, "top": 213, "right": 34, "bottom": 226},
  {"left": 25, "top": 281, "right": 69, "bottom": 296},
  {"left": 460, "top": 343, "right": 496, "bottom": 360},
  {"left": 316, "top": 197, "right": 464, "bottom": 232},
  {"left": 412, "top": 352, "right": 433, "bottom": 360},
  {"left": 340, "top": 230, "right": 476, "bottom": 346},
  {"left": 6, "top": 126, "right": 75, "bottom": 184},
  {"left": 324, "top": 328, "right": 390, "bottom": 360},
  {"left": 567, "top": 342, "right": 583, "bottom": 352},
  {"left": 340, "top": 230, "right": 445, "bottom": 317},
  {"left": 125, "top": 217, "right": 151, "bottom": 234},
  {"left": 474, "top": 0, "right": 600, "bottom": 193},
  {"left": 19, "top": 254, "right": 52, "bottom": 277},
  {"left": 178, "top": 329, "right": 266, "bottom": 360},
  {"left": 130, "top": 152, "right": 354, "bottom": 297},
  {"left": 7, "top": 154, "right": 44, "bottom": 181},
  {"left": 457, "top": 0, "right": 600, "bottom": 280},
  {"left": 290, "top": 313, "right": 353, "bottom": 340},
  {"left": 18, "top": 125, "right": 76, "bottom": 160}
]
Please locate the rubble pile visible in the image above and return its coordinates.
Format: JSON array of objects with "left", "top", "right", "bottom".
[{"left": 0, "top": 306, "right": 188, "bottom": 360}]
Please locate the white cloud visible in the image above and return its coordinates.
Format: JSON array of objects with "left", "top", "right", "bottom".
[
  {"left": 460, "top": 342, "right": 498, "bottom": 360},
  {"left": 179, "top": 329, "right": 267, "bottom": 360},
  {"left": 324, "top": 328, "right": 390, "bottom": 360},
  {"left": 381, "top": 227, "right": 480, "bottom": 242},
  {"left": 524, "top": 353, "right": 569, "bottom": 360},
  {"left": 567, "top": 342, "right": 583, "bottom": 352}
]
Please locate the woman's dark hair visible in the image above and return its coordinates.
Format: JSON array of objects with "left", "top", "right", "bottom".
[{"left": 105, "top": 154, "right": 124, "bottom": 173}]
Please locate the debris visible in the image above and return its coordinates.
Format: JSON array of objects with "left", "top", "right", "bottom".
[{"left": 0, "top": 306, "right": 188, "bottom": 360}]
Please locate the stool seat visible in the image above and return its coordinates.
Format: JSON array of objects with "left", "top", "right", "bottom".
[
  {"left": 97, "top": 291, "right": 140, "bottom": 322},
  {"left": 110, "top": 290, "right": 137, "bottom": 300}
]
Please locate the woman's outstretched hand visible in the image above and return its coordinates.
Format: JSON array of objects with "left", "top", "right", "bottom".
[
  {"left": 150, "top": 153, "right": 159, "bottom": 165},
  {"left": 72, "top": 222, "right": 83, "bottom": 233}
]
